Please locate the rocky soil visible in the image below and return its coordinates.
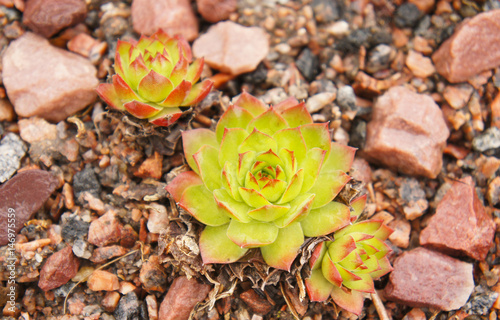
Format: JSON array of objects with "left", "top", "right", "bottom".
[{"left": 0, "top": 0, "right": 500, "bottom": 319}]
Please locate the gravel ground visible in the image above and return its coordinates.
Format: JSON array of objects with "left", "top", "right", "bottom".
[{"left": 0, "top": 0, "right": 500, "bottom": 319}]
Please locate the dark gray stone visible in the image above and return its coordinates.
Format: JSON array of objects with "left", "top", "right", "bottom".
[
  {"left": 336, "top": 28, "right": 370, "bottom": 53},
  {"left": 61, "top": 217, "right": 89, "bottom": 242},
  {"left": 394, "top": 3, "right": 423, "bottom": 28},
  {"left": 73, "top": 165, "right": 101, "bottom": 198},
  {"left": 114, "top": 292, "right": 146, "bottom": 320},
  {"left": 399, "top": 177, "right": 426, "bottom": 203},
  {"left": 464, "top": 286, "right": 499, "bottom": 315},
  {"left": 296, "top": 48, "right": 320, "bottom": 82},
  {"left": 311, "top": 0, "right": 343, "bottom": 23}
]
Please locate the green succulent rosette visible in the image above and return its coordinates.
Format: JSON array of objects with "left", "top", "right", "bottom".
[
  {"left": 96, "top": 29, "right": 213, "bottom": 127},
  {"left": 305, "top": 195, "right": 394, "bottom": 315},
  {"left": 166, "top": 93, "right": 356, "bottom": 271}
]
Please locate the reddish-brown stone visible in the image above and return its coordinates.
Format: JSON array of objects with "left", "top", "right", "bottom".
[
  {"left": 240, "top": 289, "right": 274, "bottom": 315},
  {"left": 23, "top": 0, "right": 87, "bottom": 38},
  {"left": 491, "top": 92, "right": 500, "bottom": 129},
  {"left": 158, "top": 276, "right": 211, "bottom": 320},
  {"left": 384, "top": 247, "right": 474, "bottom": 311},
  {"left": 362, "top": 86, "right": 449, "bottom": 178},
  {"left": 131, "top": 0, "right": 198, "bottom": 41},
  {"left": 419, "top": 176, "right": 495, "bottom": 260},
  {"left": 432, "top": 9, "right": 500, "bottom": 83},
  {"left": 193, "top": 21, "right": 269, "bottom": 76},
  {"left": 0, "top": 169, "right": 59, "bottom": 246},
  {"left": 87, "top": 211, "right": 122, "bottom": 247},
  {"left": 196, "top": 0, "right": 237, "bottom": 23},
  {"left": 90, "top": 245, "right": 128, "bottom": 264},
  {"left": 120, "top": 224, "right": 139, "bottom": 248},
  {"left": 2, "top": 32, "right": 98, "bottom": 122},
  {"left": 38, "top": 246, "right": 80, "bottom": 291},
  {"left": 134, "top": 152, "right": 163, "bottom": 180}
]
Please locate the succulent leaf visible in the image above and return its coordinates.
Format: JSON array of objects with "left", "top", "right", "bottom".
[
  {"left": 159, "top": 80, "right": 191, "bottom": 107},
  {"left": 247, "top": 109, "right": 288, "bottom": 136},
  {"left": 330, "top": 286, "right": 364, "bottom": 315},
  {"left": 309, "top": 171, "right": 351, "bottom": 209},
  {"left": 227, "top": 219, "right": 279, "bottom": 248},
  {"left": 165, "top": 171, "right": 203, "bottom": 202},
  {"left": 216, "top": 106, "right": 255, "bottom": 142},
  {"left": 182, "top": 128, "right": 218, "bottom": 174},
  {"left": 301, "top": 201, "right": 350, "bottom": 237},
  {"left": 321, "top": 142, "right": 357, "bottom": 174},
  {"left": 280, "top": 103, "right": 313, "bottom": 127},
  {"left": 305, "top": 268, "right": 335, "bottom": 301},
  {"left": 260, "top": 222, "right": 304, "bottom": 271},
  {"left": 179, "top": 184, "right": 230, "bottom": 226},
  {"left": 200, "top": 224, "right": 248, "bottom": 264},
  {"left": 123, "top": 101, "right": 161, "bottom": 119},
  {"left": 233, "top": 92, "right": 267, "bottom": 117},
  {"left": 193, "top": 145, "right": 222, "bottom": 191},
  {"left": 96, "top": 29, "right": 213, "bottom": 126},
  {"left": 309, "top": 242, "right": 327, "bottom": 270}
]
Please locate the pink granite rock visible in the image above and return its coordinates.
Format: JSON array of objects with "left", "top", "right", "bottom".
[
  {"left": 18, "top": 117, "right": 58, "bottom": 143},
  {"left": 88, "top": 211, "right": 122, "bottom": 247},
  {"left": 197, "top": 0, "right": 237, "bottom": 23},
  {"left": 87, "top": 270, "right": 120, "bottom": 292},
  {"left": 38, "top": 246, "right": 80, "bottom": 291},
  {"left": 193, "top": 21, "right": 269, "bottom": 75},
  {"left": 159, "top": 276, "right": 211, "bottom": 320},
  {"left": 0, "top": 169, "right": 59, "bottom": 246},
  {"left": 384, "top": 247, "right": 474, "bottom": 311},
  {"left": 2, "top": 32, "right": 98, "bottom": 122},
  {"left": 362, "top": 86, "right": 450, "bottom": 178},
  {"left": 23, "top": 0, "right": 87, "bottom": 38},
  {"left": 420, "top": 176, "right": 495, "bottom": 260},
  {"left": 432, "top": 9, "right": 500, "bottom": 83},
  {"left": 131, "top": 0, "right": 198, "bottom": 41}
]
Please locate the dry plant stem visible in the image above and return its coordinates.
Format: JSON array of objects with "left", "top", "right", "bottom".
[
  {"left": 67, "top": 116, "right": 87, "bottom": 138},
  {"left": 280, "top": 282, "right": 300, "bottom": 320},
  {"left": 371, "top": 291, "right": 390, "bottom": 320},
  {"left": 429, "top": 310, "right": 441, "bottom": 320},
  {"left": 63, "top": 242, "right": 145, "bottom": 314}
]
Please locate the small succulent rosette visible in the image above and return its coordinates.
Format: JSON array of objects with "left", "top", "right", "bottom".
[
  {"left": 96, "top": 29, "right": 213, "bottom": 126},
  {"left": 305, "top": 195, "right": 393, "bottom": 315},
  {"left": 166, "top": 92, "right": 357, "bottom": 271}
]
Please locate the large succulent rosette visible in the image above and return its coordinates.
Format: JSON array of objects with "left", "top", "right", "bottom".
[
  {"left": 305, "top": 195, "right": 393, "bottom": 315},
  {"left": 166, "top": 93, "right": 356, "bottom": 271},
  {"left": 96, "top": 30, "right": 213, "bottom": 126}
]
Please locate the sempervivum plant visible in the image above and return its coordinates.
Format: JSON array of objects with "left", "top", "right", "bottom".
[
  {"left": 305, "top": 195, "right": 393, "bottom": 315},
  {"left": 166, "top": 92, "right": 357, "bottom": 271},
  {"left": 96, "top": 29, "right": 213, "bottom": 126}
]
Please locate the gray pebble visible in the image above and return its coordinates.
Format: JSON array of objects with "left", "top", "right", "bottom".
[
  {"left": 0, "top": 133, "right": 27, "bottom": 183},
  {"left": 472, "top": 127, "right": 500, "bottom": 152},
  {"left": 336, "top": 86, "right": 356, "bottom": 110}
]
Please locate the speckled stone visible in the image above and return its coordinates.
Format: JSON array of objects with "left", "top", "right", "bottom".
[
  {"left": 420, "top": 176, "right": 495, "bottom": 261},
  {"left": 385, "top": 247, "right": 474, "bottom": 311},
  {"left": 432, "top": 9, "right": 500, "bottom": 83},
  {"left": 362, "top": 86, "right": 449, "bottom": 178}
]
